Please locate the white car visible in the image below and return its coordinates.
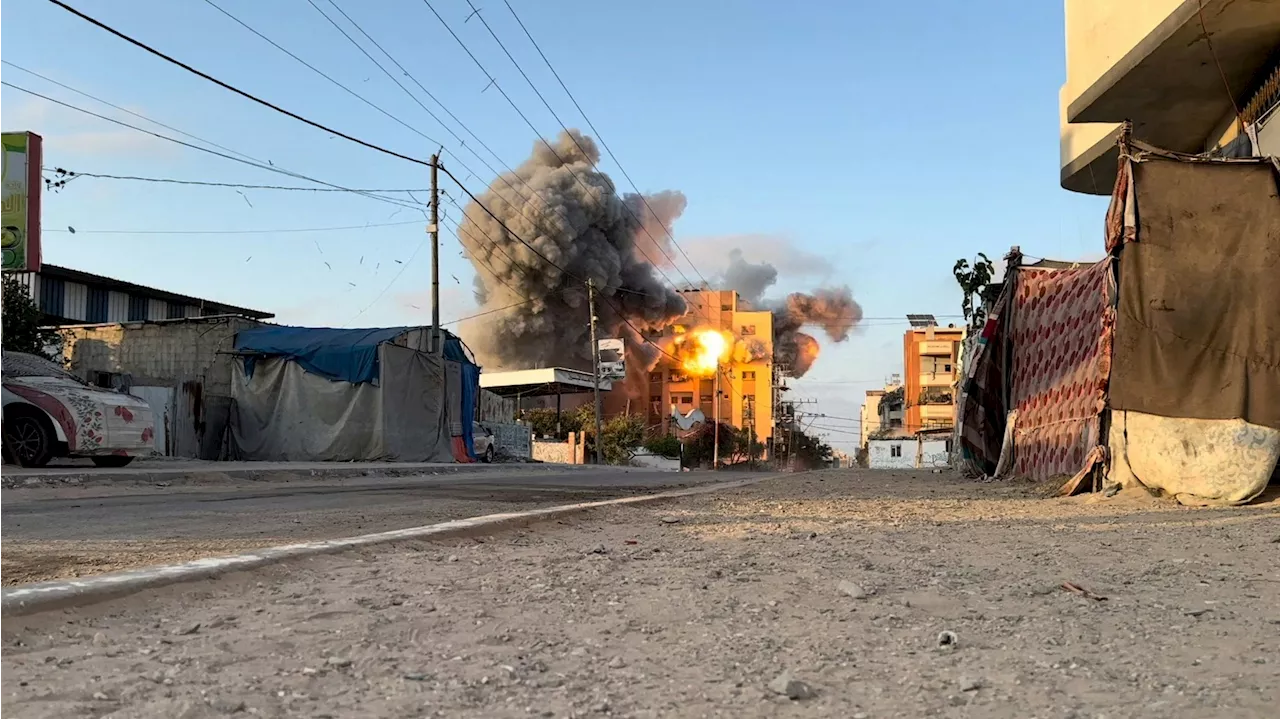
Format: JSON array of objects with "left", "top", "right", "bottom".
[
  {"left": 473, "top": 421, "right": 496, "bottom": 463},
  {"left": 2, "top": 351, "right": 156, "bottom": 468}
]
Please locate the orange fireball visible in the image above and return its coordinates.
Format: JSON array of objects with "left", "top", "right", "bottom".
[{"left": 675, "top": 327, "right": 731, "bottom": 377}]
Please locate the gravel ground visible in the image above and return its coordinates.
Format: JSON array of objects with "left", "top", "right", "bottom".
[{"left": 3, "top": 469, "right": 1278, "bottom": 719}]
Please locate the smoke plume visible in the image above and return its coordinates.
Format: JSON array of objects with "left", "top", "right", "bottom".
[
  {"left": 772, "top": 287, "right": 862, "bottom": 376},
  {"left": 457, "top": 130, "right": 686, "bottom": 372},
  {"left": 714, "top": 251, "right": 862, "bottom": 376}
]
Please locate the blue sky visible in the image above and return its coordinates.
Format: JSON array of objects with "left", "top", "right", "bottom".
[{"left": 1, "top": 0, "right": 1109, "bottom": 448}]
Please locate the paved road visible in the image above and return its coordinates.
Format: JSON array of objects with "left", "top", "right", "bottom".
[
  {"left": 2, "top": 468, "right": 737, "bottom": 542},
  {"left": 0, "top": 468, "right": 754, "bottom": 584}
]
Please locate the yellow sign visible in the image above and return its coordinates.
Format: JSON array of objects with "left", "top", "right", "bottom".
[{"left": 2, "top": 131, "right": 42, "bottom": 272}]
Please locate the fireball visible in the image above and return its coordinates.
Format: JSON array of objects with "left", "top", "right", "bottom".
[{"left": 675, "top": 327, "right": 731, "bottom": 377}]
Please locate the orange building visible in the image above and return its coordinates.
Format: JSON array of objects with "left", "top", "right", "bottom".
[{"left": 902, "top": 324, "right": 966, "bottom": 434}]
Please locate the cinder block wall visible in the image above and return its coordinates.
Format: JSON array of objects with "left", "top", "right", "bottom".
[
  {"left": 61, "top": 316, "right": 265, "bottom": 458},
  {"left": 62, "top": 317, "right": 259, "bottom": 395}
]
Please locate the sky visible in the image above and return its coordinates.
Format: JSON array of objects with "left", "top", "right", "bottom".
[{"left": 1, "top": 0, "right": 1110, "bottom": 450}]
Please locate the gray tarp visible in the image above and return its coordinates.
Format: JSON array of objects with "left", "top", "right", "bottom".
[
  {"left": 231, "top": 343, "right": 452, "bottom": 461},
  {"left": 1109, "top": 156, "right": 1280, "bottom": 429}
]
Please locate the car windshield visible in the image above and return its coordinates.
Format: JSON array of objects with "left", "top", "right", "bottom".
[{"left": 1, "top": 351, "right": 89, "bottom": 386}]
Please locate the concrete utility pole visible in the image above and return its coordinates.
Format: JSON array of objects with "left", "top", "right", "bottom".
[
  {"left": 712, "top": 368, "right": 720, "bottom": 469},
  {"left": 429, "top": 154, "right": 441, "bottom": 354},
  {"left": 587, "top": 279, "right": 604, "bottom": 465},
  {"left": 788, "top": 411, "right": 798, "bottom": 472}
]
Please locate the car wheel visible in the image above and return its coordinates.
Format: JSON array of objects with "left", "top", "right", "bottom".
[
  {"left": 484, "top": 445, "right": 495, "bottom": 463},
  {"left": 91, "top": 455, "right": 134, "bottom": 468},
  {"left": 3, "top": 412, "right": 54, "bottom": 467}
]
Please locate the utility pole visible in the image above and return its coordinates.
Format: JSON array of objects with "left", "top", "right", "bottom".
[
  {"left": 587, "top": 279, "right": 604, "bottom": 465},
  {"left": 712, "top": 367, "right": 720, "bottom": 469},
  {"left": 788, "top": 411, "right": 798, "bottom": 472},
  {"left": 429, "top": 154, "right": 441, "bottom": 354}
]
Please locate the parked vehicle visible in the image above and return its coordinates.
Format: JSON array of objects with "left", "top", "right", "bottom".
[
  {"left": 472, "top": 421, "right": 496, "bottom": 463},
  {"left": 2, "top": 351, "right": 156, "bottom": 468}
]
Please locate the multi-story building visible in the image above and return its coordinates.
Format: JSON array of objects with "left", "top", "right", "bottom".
[
  {"left": 1060, "top": 0, "right": 1280, "bottom": 195},
  {"left": 902, "top": 324, "right": 966, "bottom": 434},
  {"left": 646, "top": 289, "right": 775, "bottom": 453}
]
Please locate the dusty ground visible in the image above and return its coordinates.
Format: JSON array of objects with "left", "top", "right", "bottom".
[{"left": 2, "top": 469, "right": 1278, "bottom": 718}]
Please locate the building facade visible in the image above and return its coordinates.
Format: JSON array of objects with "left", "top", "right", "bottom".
[
  {"left": 860, "top": 388, "right": 884, "bottom": 448},
  {"left": 646, "top": 289, "right": 776, "bottom": 453},
  {"left": 902, "top": 325, "right": 966, "bottom": 434},
  {"left": 1060, "top": 0, "right": 1280, "bottom": 194}
]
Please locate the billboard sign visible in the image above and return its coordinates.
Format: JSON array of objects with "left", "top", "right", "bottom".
[
  {"left": 597, "top": 338, "right": 625, "bottom": 380},
  {"left": 2, "top": 131, "right": 43, "bottom": 272}
]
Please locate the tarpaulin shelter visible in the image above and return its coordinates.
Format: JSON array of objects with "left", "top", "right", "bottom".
[
  {"left": 959, "top": 138, "right": 1279, "bottom": 504},
  {"left": 229, "top": 326, "right": 481, "bottom": 462}
]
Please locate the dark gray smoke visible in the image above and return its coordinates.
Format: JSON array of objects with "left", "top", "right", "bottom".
[
  {"left": 632, "top": 190, "right": 688, "bottom": 268},
  {"left": 457, "top": 130, "right": 686, "bottom": 372},
  {"left": 714, "top": 251, "right": 862, "bottom": 377},
  {"left": 721, "top": 249, "right": 778, "bottom": 305},
  {"left": 772, "top": 287, "right": 862, "bottom": 376}
]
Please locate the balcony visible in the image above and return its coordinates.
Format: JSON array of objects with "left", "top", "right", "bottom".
[{"left": 1060, "top": 0, "right": 1280, "bottom": 194}]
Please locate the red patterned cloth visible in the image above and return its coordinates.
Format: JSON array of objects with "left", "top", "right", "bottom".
[{"left": 1010, "top": 259, "right": 1114, "bottom": 481}]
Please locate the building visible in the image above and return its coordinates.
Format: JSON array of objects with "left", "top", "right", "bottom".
[
  {"left": 61, "top": 315, "right": 267, "bottom": 458},
  {"left": 7, "top": 263, "right": 273, "bottom": 325},
  {"left": 1060, "top": 0, "right": 1280, "bottom": 194},
  {"left": 902, "top": 324, "right": 965, "bottom": 434},
  {"left": 646, "top": 289, "right": 776, "bottom": 454},
  {"left": 859, "top": 388, "right": 884, "bottom": 448}
]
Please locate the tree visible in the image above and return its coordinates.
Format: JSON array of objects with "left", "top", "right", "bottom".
[
  {"left": 2, "top": 274, "right": 62, "bottom": 360},
  {"left": 952, "top": 253, "right": 997, "bottom": 330}
]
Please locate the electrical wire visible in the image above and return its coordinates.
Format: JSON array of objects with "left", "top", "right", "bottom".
[
  {"left": 46, "top": 220, "right": 424, "bottom": 235},
  {"left": 500, "top": 0, "right": 711, "bottom": 288},
  {"left": 416, "top": 0, "right": 692, "bottom": 297},
  {"left": 200, "top": 0, "right": 446, "bottom": 149},
  {"left": 45, "top": 0, "right": 432, "bottom": 168},
  {"left": 1, "top": 81, "right": 426, "bottom": 212},
  {"left": 42, "top": 170, "right": 429, "bottom": 194}
]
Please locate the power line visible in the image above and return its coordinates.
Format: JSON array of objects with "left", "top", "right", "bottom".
[
  {"left": 1, "top": 81, "right": 425, "bottom": 212},
  {"left": 43, "top": 170, "right": 429, "bottom": 194},
  {"left": 46, "top": 220, "right": 424, "bottom": 235},
  {"left": 199, "top": 0, "right": 446, "bottom": 149},
  {"left": 46, "top": 0, "right": 432, "bottom": 168},
  {"left": 416, "top": 0, "right": 691, "bottom": 296},
  {"left": 500, "top": 0, "right": 711, "bottom": 288}
]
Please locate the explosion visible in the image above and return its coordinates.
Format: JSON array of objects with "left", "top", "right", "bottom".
[{"left": 673, "top": 327, "right": 731, "bottom": 377}]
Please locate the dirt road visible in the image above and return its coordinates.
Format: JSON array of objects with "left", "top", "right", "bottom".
[{"left": 3, "top": 469, "right": 1278, "bottom": 718}]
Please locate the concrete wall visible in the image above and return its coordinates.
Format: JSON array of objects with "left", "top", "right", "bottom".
[
  {"left": 60, "top": 316, "right": 264, "bottom": 459},
  {"left": 487, "top": 422, "right": 532, "bottom": 459},
  {"left": 920, "top": 440, "right": 950, "bottom": 469},
  {"left": 1059, "top": 0, "right": 1183, "bottom": 185},
  {"left": 532, "top": 432, "right": 584, "bottom": 465},
  {"left": 868, "top": 440, "right": 915, "bottom": 469}
]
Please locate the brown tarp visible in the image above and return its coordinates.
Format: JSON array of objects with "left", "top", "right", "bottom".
[{"left": 1109, "top": 156, "right": 1280, "bottom": 429}]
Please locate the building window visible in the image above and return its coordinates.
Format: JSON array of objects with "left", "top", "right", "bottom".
[
  {"left": 890, "top": 444, "right": 902, "bottom": 458},
  {"left": 649, "top": 395, "right": 661, "bottom": 404},
  {"left": 743, "top": 371, "right": 756, "bottom": 380},
  {"left": 944, "top": 363, "right": 952, "bottom": 372},
  {"left": 743, "top": 395, "right": 755, "bottom": 424},
  {"left": 679, "top": 395, "right": 693, "bottom": 405},
  {"left": 721, "top": 304, "right": 732, "bottom": 311},
  {"left": 669, "top": 372, "right": 688, "bottom": 383},
  {"left": 649, "top": 372, "right": 663, "bottom": 382},
  {"left": 741, "top": 325, "right": 756, "bottom": 336}
]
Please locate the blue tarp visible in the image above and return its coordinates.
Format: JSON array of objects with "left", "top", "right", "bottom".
[{"left": 235, "top": 326, "right": 410, "bottom": 384}]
